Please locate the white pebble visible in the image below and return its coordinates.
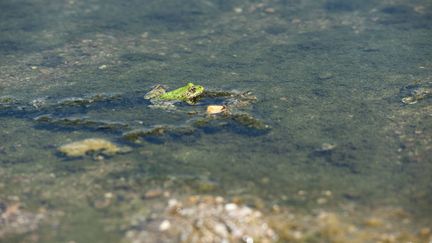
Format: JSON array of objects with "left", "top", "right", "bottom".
[
  {"left": 224, "top": 203, "right": 238, "bottom": 211},
  {"left": 159, "top": 220, "right": 171, "bottom": 231}
]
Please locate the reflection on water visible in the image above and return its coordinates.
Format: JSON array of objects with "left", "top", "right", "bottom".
[{"left": 0, "top": 0, "right": 431, "bottom": 242}]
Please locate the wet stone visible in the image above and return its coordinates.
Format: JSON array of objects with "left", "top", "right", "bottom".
[
  {"left": 58, "top": 138, "right": 131, "bottom": 158},
  {"left": 206, "top": 105, "right": 226, "bottom": 114}
]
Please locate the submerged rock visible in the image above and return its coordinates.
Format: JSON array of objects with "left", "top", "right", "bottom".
[
  {"left": 58, "top": 138, "right": 131, "bottom": 158},
  {"left": 206, "top": 105, "right": 227, "bottom": 114},
  {"left": 230, "top": 113, "right": 271, "bottom": 130},
  {"left": 122, "top": 125, "right": 196, "bottom": 142},
  {"left": 122, "top": 126, "right": 171, "bottom": 142},
  {"left": 401, "top": 87, "right": 431, "bottom": 104},
  {"left": 35, "top": 115, "right": 129, "bottom": 131}
]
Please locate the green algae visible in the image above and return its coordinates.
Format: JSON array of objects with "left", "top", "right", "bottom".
[{"left": 34, "top": 115, "right": 129, "bottom": 132}]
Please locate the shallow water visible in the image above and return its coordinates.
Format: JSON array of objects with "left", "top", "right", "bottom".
[{"left": 1, "top": 0, "right": 431, "bottom": 242}]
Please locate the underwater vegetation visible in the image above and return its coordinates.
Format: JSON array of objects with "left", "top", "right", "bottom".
[{"left": 1, "top": 84, "right": 270, "bottom": 160}]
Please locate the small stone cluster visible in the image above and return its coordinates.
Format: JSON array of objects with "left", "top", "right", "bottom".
[
  {"left": 122, "top": 194, "right": 432, "bottom": 243},
  {"left": 0, "top": 202, "right": 46, "bottom": 239},
  {"left": 124, "top": 196, "right": 277, "bottom": 243}
]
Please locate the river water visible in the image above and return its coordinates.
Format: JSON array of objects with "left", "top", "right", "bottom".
[{"left": 0, "top": 0, "right": 431, "bottom": 242}]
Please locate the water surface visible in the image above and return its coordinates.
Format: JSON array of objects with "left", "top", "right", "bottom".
[{"left": 1, "top": 0, "right": 431, "bottom": 242}]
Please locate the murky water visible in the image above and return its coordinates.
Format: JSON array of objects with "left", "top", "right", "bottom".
[{"left": 1, "top": 0, "right": 431, "bottom": 242}]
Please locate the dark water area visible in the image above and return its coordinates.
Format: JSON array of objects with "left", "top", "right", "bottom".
[{"left": 1, "top": 0, "right": 432, "bottom": 242}]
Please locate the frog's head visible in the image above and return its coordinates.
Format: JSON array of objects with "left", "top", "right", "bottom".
[{"left": 185, "top": 82, "right": 205, "bottom": 99}]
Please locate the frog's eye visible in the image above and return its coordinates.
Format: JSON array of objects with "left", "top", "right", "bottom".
[{"left": 189, "top": 87, "right": 196, "bottom": 93}]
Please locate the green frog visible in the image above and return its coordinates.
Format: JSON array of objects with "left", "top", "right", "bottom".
[{"left": 144, "top": 83, "right": 205, "bottom": 108}]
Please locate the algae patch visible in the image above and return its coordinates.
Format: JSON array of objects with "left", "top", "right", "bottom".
[{"left": 58, "top": 138, "right": 131, "bottom": 158}]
